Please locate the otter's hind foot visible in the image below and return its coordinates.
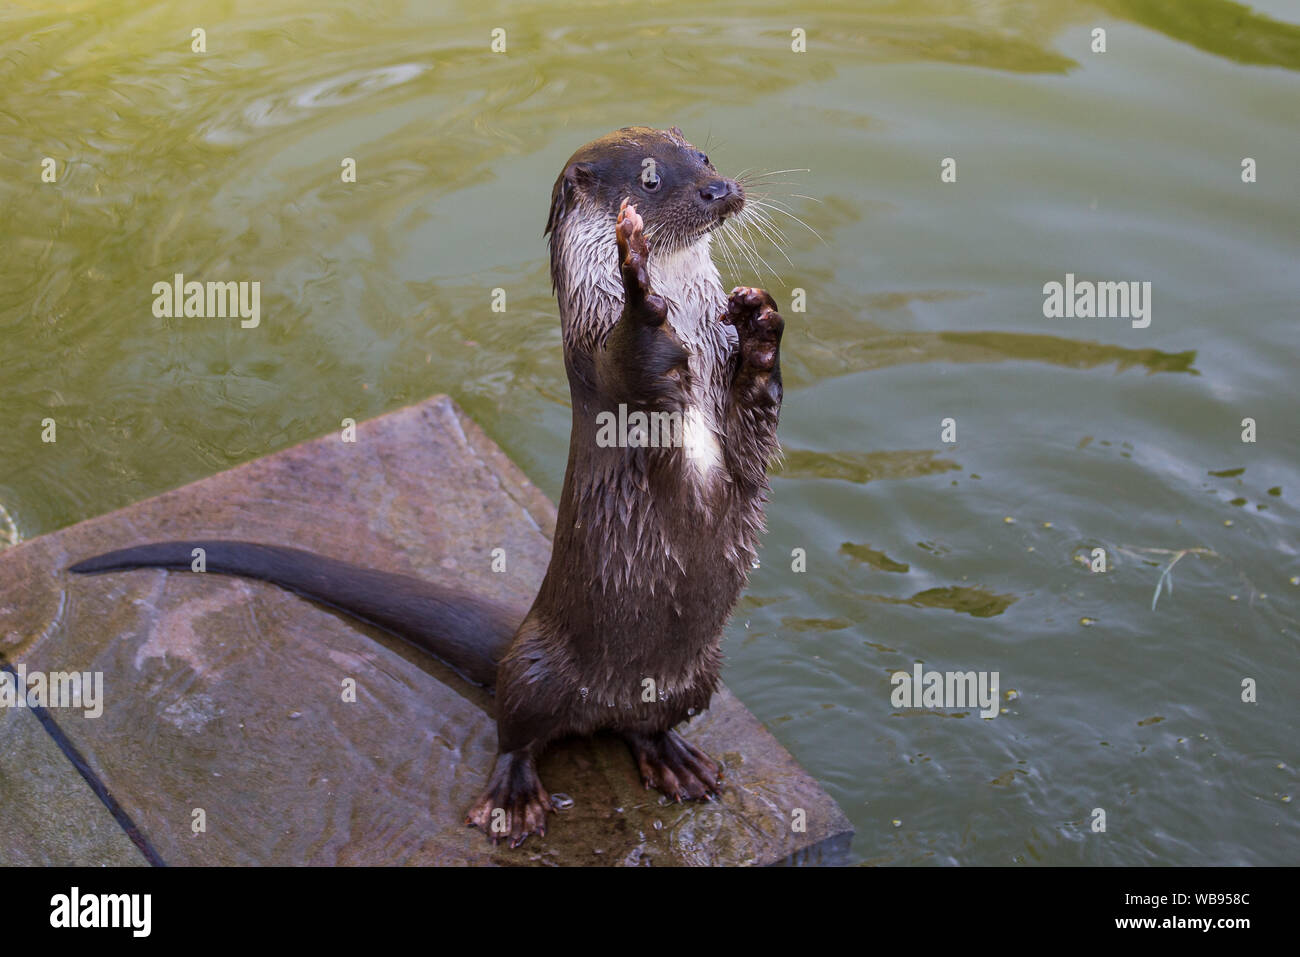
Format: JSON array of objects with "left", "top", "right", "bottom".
[
  {"left": 465, "top": 749, "right": 554, "bottom": 848},
  {"left": 625, "top": 730, "right": 723, "bottom": 802}
]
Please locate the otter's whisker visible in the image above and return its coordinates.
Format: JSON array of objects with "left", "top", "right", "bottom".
[
  {"left": 746, "top": 204, "right": 794, "bottom": 246},
  {"left": 749, "top": 198, "right": 825, "bottom": 245},
  {"left": 741, "top": 200, "right": 790, "bottom": 240},
  {"left": 735, "top": 206, "right": 781, "bottom": 252},
  {"left": 737, "top": 167, "right": 811, "bottom": 181},
  {"left": 724, "top": 217, "right": 783, "bottom": 284},
  {"left": 713, "top": 228, "right": 741, "bottom": 282},
  {"left": 719, "top": 221, "right": 760, "bottom": 279},
  {"left": 739, "top": 210, "right": 795, "bottom": 270}
]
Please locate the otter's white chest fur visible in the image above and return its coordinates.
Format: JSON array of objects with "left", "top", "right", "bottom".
[
  {"left": 556, "top": 222, "right": 733, "bottom": 483},
  {"left": 652, "top": 240, "right": 730, "bottom": 482}
]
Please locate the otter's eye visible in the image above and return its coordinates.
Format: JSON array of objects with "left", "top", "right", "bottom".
[{"left": 641, "top": 170, "right": 661, "bottom": 192}]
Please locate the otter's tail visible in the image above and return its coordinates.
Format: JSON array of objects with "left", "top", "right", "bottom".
[{"left": 68, "top": 542, "right": 514, "bottom": 688}]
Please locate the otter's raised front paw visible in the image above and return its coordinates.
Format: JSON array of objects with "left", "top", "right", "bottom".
[
  {"left": 465, "top": 750, "right": 554, "bottom": 848},
  {"left": 625, "top": 730, "right": 723, "bottom": 802},
  {"left": 722, "top": 286, "right": 783, "bottom": 373},
  {"left": 616, "top": 199, "right": 668, "bottom": 325}
]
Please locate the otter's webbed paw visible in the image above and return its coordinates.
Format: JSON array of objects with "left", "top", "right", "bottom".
[
  {"left": 465, "top": 749, "right": 554, "bottom": 848},
  {"left": 625, "top": 730, "right": 723, "bottom": 803},
  {"left": 718, "top": 287, "right": 783, "bottom": 488},
  {"left": 722, "top": 286, "right": 784, "bottom": 385},
  {"left": 598, "top": 201, "right": 691, "bottom": 409},
  {"left": 616, "top": 199, "right": 669, "bottom": 326}
]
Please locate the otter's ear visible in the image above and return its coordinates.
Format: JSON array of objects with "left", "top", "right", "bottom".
[{"left": 544, "top": 162, "right": 593, "bottom": 236}]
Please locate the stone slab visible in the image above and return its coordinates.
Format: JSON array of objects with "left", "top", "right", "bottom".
[
  {"left": 0, "top": 396, "right": 852, "bottom": 865},
  {"left": 0, "top": 705, "right": 145, "bottom": 866}
]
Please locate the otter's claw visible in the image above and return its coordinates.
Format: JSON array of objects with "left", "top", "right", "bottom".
[
  {"left": 625, "top": 730, "right": 723, "bottom": 803},
  {"left": 465, "top": 750, "right": 554, "bottom": 848}
]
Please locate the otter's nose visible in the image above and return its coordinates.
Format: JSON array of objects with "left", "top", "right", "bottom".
[{"left": 699, "top": 180, "right": 736, "bottom": 203}]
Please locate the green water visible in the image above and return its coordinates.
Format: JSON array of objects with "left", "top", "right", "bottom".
[{"left": 2, "top": 0, "right": 1298, "bottom": 865}]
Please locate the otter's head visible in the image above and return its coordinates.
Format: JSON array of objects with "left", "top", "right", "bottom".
[{"left": 544, "top": 126, "right": 744, "bottom": 291}]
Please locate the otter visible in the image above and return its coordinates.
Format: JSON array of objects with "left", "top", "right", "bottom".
[{"left": 69, "top": 125, "right": 785, "bottom": 848}]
